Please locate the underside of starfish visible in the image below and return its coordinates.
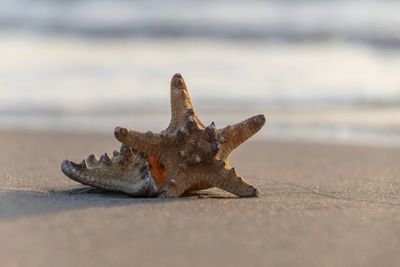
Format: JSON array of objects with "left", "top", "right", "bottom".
[
  {"left": 114, "top": 73, "right": 266, "bottom": 197},
  {"left": 61, "top": 145, "right": 161, "bottom": 197}
]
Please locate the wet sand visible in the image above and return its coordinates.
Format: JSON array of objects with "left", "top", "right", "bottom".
[{"left": 1, "top": 130, "right": 399, "bottom": 267}]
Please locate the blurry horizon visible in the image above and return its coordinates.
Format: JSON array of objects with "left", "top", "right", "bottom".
[{"left": 1, "top": 0, "right": 400, "bottom": 147}]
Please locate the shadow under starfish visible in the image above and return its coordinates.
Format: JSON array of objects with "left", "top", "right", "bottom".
[{"left": 68, "top": 187, "right": 237, "bottom": 199}]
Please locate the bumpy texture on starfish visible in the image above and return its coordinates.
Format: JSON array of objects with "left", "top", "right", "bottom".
[{"left": 115, "top": 73, "right": 266, "bottom": 197}]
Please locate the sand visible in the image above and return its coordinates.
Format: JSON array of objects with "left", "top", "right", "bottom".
[{"left": 0, "top": 130, "right": 399, "bottom": 267}]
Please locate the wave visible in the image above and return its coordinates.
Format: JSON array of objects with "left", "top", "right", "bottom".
[{"left": 1, "top": 0, "right": 400, "bottom": 48}]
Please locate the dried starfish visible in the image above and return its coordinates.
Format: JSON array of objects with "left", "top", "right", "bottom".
[
  {"left": 115, "top": 73, "right": 266, "bottom": 197},
  {"left": 61, "top": 145, "right": 159, "bottom": 197}
]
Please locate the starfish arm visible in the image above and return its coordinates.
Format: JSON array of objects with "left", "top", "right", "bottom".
[
  {"left": 158, "top": 163, "right": 258, "bottom": 198},
  {"left": 167, "top": 73, "right": 204, "bottom": 131},
  {"left": 186, "top": 182, "right": 213, "bottom": 192},
  {"left": 158, "top": 169, "right": 192, "bottom": 197},
  {"left": 210, "top": 166, "right": 259, "bottom": 197},
  {"left": 217, "top": 114, "right": 266, "bottom": 159},
  {"left": 114, "top": 127, "right": 165, "bottom": 161}
]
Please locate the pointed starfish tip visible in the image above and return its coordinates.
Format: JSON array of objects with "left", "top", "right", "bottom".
[
  {"left": 253, "top": 188, "right": 261, "bottom": 198},
  {"left": 114, "top": 126, "right": 128, "bottom": 135},
  {"left": 238, "top": 185, "right": 260, "bottom": 198},
  {"left": 114, "top": 126, "right": 128, "bottom": 138},
  {"left": 171, "top": 73, "right": 187, "bottom": 90},
  {"left": 247, "top": 114, "right": 266, "bottom": 129},
  {"left": 256, "top": 114, "right": 266, "bottom": 123}
]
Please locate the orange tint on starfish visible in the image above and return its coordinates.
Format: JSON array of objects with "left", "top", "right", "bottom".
[{"left": 148, "top": 156, "right": 167, "bottom": 186}]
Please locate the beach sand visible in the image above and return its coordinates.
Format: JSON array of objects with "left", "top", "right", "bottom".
[{"left": 0, "top": 130, "right": 399, "bottom": 267}]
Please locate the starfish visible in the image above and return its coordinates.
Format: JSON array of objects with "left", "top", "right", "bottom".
[{"left": 114, "top": 73, "right": 266, "bottom": 197}]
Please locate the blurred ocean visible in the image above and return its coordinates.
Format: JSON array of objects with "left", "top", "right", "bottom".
[{"left": 0, "top": 0, "right": 400, "bottom": 147}]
